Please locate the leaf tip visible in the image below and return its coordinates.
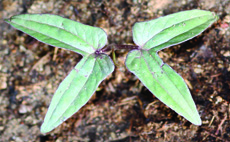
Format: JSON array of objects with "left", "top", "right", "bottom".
[
  {"left": 4, "top": 18, "right": 10, "bottom": 23},
  {"left": 4, "top": 15, "right": 17, "bottom": 24},
  {"left": 40, "top": 123, "right": 52, "bottom": 134},
  {"left": 186, "top": 112, "right": 202, "bottom": 126},
  {"left": 192, "top": 117, "right": 202, "bottom": 126}
]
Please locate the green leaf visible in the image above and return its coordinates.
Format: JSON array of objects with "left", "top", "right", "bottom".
[
  {"left": 5, "top": 14, "right": 107, "bottom": 56},
  {"left": 127, "top": 10, "right": 218, "bottom": 124},
  {"left": 132, "top": 10, "right": 218, "bottom": 51},
  {"left": 125, "top": 50, "right": 201, "bottom": 125},
  {"left": 41, "top": 54, "right": 114, "bottom": 133}
]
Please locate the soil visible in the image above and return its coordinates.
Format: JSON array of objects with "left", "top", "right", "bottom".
[{"left": 0, "top": 0, "right": 230, "bottom": 142}]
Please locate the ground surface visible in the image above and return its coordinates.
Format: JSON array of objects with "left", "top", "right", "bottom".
[{"left": 0, "top": 0, "right": 230, "bottom": 141}]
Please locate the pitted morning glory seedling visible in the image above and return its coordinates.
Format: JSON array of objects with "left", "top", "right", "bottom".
[{"left": 5, "top": 9, "right": 218, "bottom": 133}]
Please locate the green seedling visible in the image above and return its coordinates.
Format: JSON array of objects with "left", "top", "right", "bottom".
[{"left": 5, "top": 9, "right": 218, "bottom": 133}]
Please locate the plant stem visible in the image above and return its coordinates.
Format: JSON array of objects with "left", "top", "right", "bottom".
[
  {"left": 114, "top": 44, "right": 140, "bottom": 50},
  {"left": 102, "top": 44, "right": 139, "bottom": 52}
]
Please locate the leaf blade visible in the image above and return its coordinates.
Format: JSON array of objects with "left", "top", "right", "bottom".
[
  {"left": 41, "top": 54, "right": 114, "bottom": 133},
  {"left": 133, "top": 10, "right": 218, "bottom": 51},
  {"left": 125, "top": 50, "right": 201, "bottom": 125},
  {"left": 5, "top": 14, "right": 107, "bottom": 56}
]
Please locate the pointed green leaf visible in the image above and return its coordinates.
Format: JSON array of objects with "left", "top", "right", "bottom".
[
  {"left": 41, "top": 54, "right": 114, "bottom": 133},
  {"left": 5, "top": 14, "right": 107, "bottom": 56},
  {"left": 125, "top": 50, "right": 201, "bottom": 125},
  {"left": 133, "top": 10, "right": 218, "bottom": 51}
]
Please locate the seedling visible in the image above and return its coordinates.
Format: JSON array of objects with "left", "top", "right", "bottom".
[{"left": 5, "top": 10, "right": 218, "bottom": 133}]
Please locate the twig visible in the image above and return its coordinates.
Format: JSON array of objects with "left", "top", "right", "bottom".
[
  {"left": 215, "top": 113, "right": 227, "bottom": 135},
  {"left": 52, "top": 47, "right": 59, "bottom": 61}
]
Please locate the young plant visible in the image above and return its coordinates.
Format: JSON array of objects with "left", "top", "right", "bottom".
[{"left": 5, "top": 9, "right": 218, "bottom": 133}]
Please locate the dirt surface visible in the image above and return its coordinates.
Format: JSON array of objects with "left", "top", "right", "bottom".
[{"left": 0, "top": 0, "right": 230, "bottom": 141}]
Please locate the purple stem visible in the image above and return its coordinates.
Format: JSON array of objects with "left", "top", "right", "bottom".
[{"left": 102, "top": 44, "right": 139, "bottom": 52}]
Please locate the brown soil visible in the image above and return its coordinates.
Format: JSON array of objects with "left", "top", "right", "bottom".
[{"left": 0, "top": 0, "right": 230, "bottom": 141}]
